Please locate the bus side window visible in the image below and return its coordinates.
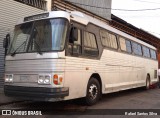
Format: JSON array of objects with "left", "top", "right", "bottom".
[
  {"left": 68, "top": 27, "right": 82, "bottom": 55},
  {"left": 142, "top": 46, "right": 150, "bottom": 58},
  {"left": 119, "top": 37, "right": 132, "bottom": 53},
  {"left": 132, "top": 42, "right": 142, "bottom": 56},
  {"left": 83, "top": 31, "right": 99, "bottom": 56},
  {"left": 100, "top": 30, "right": 118, "bottom": 49},
  {"left": 150, "top": 49, "right": 157, "bottom": 59}
]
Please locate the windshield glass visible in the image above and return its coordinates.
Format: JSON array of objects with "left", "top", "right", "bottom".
[{"left": 8, "top": 18, "right": 68, "bottom": 54}]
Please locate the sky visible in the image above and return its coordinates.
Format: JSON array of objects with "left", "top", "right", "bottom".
[{"left": 112, "top": 0, "right": 160, "bottom": 38}]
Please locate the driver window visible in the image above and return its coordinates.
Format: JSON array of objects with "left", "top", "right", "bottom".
[{"left": 74, "top": 29, "right": 81, "bottom": 45}]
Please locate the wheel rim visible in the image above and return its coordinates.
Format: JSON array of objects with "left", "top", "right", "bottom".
[{"left": 88, "top": 84, "right": 98, "bottom": 100}]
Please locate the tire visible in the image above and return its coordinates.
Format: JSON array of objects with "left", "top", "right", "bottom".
[
  {"left": 85, "top": 78, "right": 101, "bottom": 106},
  {"left": 146, "top": 76, "right": 150, "bottom": 90}
]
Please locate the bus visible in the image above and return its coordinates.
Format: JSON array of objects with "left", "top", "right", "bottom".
[{"left": 4, "top": 11, "right": 158, "bottom": 105}]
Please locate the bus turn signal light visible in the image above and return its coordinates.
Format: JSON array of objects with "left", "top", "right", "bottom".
[
  {"left": 53, "top": 74, "right": 63, "bottom": 85},
  {"left": 59, "top": 77, "right": 63, "bottom": 83}
]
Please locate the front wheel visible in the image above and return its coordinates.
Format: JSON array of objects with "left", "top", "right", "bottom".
[{"left": 85, "top": 78, "right": 101, "bottom": 106}]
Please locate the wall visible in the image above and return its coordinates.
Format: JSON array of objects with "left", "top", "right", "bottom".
[{"left": 64, "top": 0, "right": 112, "bottom": 20}]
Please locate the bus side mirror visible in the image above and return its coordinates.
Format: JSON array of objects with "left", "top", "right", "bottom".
[
  {"left": 70, "top": 27, "right": 78, "bottom": 43},
  {"left": 3, "top": 38, "right": 7, "bottom": 49},
  {"left": 3, "top": 34, "right": 10, "bottom": 55}
]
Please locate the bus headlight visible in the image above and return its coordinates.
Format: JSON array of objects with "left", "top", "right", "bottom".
[
  {"left": 44, "top": 75, "right": 51, "bottom": 84},
  {"left": 5, "top": 74, "right": 13, "bottom": 83},
  {"left": 38, "top": 74, "right": 51, "bottom": 85}
]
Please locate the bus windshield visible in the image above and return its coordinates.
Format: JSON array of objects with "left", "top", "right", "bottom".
[{"left": 8, "top": 18, "right": 68, "bottom": 55}]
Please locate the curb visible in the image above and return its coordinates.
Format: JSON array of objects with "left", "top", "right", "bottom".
[{"left": 0, "top": 100, "right": 25, "bottom": 106}]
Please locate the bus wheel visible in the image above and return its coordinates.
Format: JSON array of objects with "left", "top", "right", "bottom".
[
  {"left": 85, "top": 78, "right": 100, "bottom": 106},
  {"left": 146, "top": 76, "right": 150, "bottom": 90}
]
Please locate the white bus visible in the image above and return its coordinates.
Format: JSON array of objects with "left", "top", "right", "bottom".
[{"left": 4, "top": 11, "right": 158, "bottom": 105}]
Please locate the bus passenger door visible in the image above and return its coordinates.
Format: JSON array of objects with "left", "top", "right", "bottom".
[{"left": 65, "top": 23, "right": 86, "bottom": 99}]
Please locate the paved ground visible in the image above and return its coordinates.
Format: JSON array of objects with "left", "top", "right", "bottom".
[
  {"left": 0, "top": 88, "right": 22, "bottom": 105},
  {"left": 0, "top": 87, "right": 160, "bottom": 118}
]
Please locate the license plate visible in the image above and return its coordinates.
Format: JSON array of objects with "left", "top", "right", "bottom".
[{"left": 20, "top": 75, "right": 29, "bottom": 80}]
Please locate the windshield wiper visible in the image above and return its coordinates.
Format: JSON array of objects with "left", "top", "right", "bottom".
[
  {"left": 11, "top": 40, "right": 26, "bottom": 56},
  {"left": 33, "top": 39, "right": 42, "bottom": 55}
]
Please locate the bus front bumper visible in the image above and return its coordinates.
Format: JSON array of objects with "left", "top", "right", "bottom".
[{"left": 4, "top": 85, "right": 69, "bottom": 101}]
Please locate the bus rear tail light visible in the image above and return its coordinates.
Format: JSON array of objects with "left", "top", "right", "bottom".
[
  {"left": 53, "top": 74, "right": 58, "bottom": 85},
  {"left": 53, "top": 74, "right": 63, "bottom": 85}
]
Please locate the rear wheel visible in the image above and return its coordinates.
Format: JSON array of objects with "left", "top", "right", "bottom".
[{"left": 85, "top": 78, "right": 100, "bottom": 106}]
